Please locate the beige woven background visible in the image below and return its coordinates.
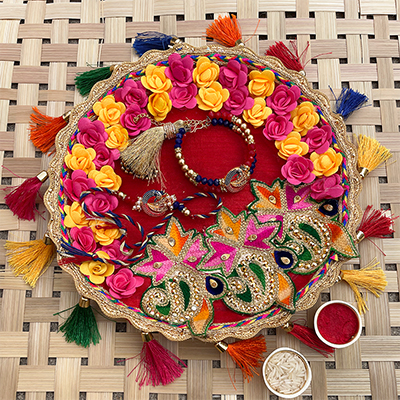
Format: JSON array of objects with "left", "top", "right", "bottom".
[{"left": 1, "top": 0, "right": 400, "bottom": 399}]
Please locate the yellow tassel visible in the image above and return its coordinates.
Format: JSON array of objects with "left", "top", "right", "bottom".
[
  {"left": 340, "top": 259, "right": 387, "bottom": 314},
  {"left": 357, "top": 134, "right": 392, "bottom": 178},
  {"left": 5, "top": 236, "right": 56, "bottom": 287}
]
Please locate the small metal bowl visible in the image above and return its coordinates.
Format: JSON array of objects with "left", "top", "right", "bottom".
[{"left": 262, "top": 347, "right": 312, "bottom": 398}]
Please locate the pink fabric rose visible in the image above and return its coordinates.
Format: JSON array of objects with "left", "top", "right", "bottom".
[
  {"left": 302, "top": 125, "right": 333, "bottom": 154},
  {"left": 70, "top": 226, "right": 97, "bottom": 252},
  {"left": 169, "top": 83, "right": 197, "bottom": 109},
  {"left": 77, "top": 118, "right": 108, "bottom": 148},
  {"left": 266, "top": 84, "right": 301, "bottom": 116},
  {"left": 101, "top": 240, "right": 129, "bottom": 268},
  {"left": 106, "top": 268, "right": 144, "bottom": 299},
  {"left": 165, "top": 53, "right": 194, "bottom": 87},
  {"left": 64, "top": 170, "right": 96, "bottom": 202},
  {"left": 263, "top": 113, "right": 294, "bottom": 141},
  {"left": 84, "top": 191, "right": 119, "bottom": 214},
  {"left": 219, "top": 59, "right": 248, "bottom": 89},
  {"left": 223, "top": 86, "right": 254, "bottom": 115},
  {"left": 281, "top": 154, "right": 316, "bottom": 185},
  {"left": 93, "top": 142, "right": 120, "bottom": 169},
  {"left": 120, "top": 103, "right": 151, "bottom": 137},
  {"left": 114, "top": 79, "right": 148, "bottom": 108},
  {"left": 310, "top": 174, "right": 344, "bottom": 201}
]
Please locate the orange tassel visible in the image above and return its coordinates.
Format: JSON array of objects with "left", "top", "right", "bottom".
[
  {"left": 215, "top": 335, "right": 266, "bottom": 382},
  {"left": 206, "top": 14, "right": 242, "bottom": 47},
  {"left": 29, "top": 107, "right": 70, "bottom": 154}
]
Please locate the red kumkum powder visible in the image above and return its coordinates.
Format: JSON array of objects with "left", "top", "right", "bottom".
[{"left": 317, "top": 303, "right": 359, "bottom": 345}]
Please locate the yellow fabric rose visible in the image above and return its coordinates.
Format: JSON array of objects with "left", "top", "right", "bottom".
[
  {"left": 141, "top": 64, "right": 172, "bottom": 93},
  {"left": 310, "top": 148, "right": 343, "bottom": 177},
  {"left": 93, "top": 95, "right": 126, "bottom": 127},
  {"left": 243, "top": 97, "right": 272, "bottom": 128},
  {"left": 64, "top": 202, "right": 88, "bottom": 228},
  {"left": 105, "top": 124, "right": 129, "bottom": 151},
  {"left": 80, "top": 251, "right": 115, "bottom": 284},
  {"left": 88, "top": 165, "right": 122, "bottom": 190},
  {"left": 193, "top": 57, "right": 220, "bottom": 88},
  {"left": 89, "top": 221, "right": 121, "bottom": 246},
  {"left": 147, "top": 92, "right": 172, "bottom": 122},
  {"left": 196, "top": 81, "right": 229, "bottom": 112},
  {"left": 248, "top": 70, "right": 275, "bottom": 98},
  {"left": 275, "top": 131, "right": 309, "bottom": 160},
  {"left": 290, "top": 101, "right": 320, "bottom": 136},
  {"left": 64, "top": 144, "right": 96, "bottom": 174}
]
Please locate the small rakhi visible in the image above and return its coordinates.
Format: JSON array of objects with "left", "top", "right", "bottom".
[{"left": 174, "top": 111, "right": 256, "bottom": 193}]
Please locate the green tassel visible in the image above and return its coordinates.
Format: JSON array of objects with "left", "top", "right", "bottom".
[
  {"left": 57, "top": 297, "right": 101, "bottom": 347},
  {"left": 75, "top": 66, "right": 114, "bottom": 97}
]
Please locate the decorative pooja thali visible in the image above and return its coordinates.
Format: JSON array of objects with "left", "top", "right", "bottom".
[{"left": 5, "top": 20, "right": 394, "bottom": 388}]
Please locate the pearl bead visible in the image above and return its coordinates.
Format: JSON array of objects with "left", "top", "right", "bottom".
[
  {"left": 175, "top": 152, "right": 182, "bottom": 159},
  {"left": 247, "top": 135, "right": 254, "bottom": 142},
  {"left": 178, "top": 159, "right": 185, "bottom": 166},
  {"left": 236, "top": 118, "right": 242, "bottom": 125},
  {"left": 183, "top": 208, "right": 191, "bottom": 217},
  {"left": 244, "top": 128, "right": 251, "bottom": 135},
  {"left": 240, "top": 123, "right": 247, "bottom": 130},
  {"left": 182, "top": 165, "right": 189, "bottom": 172}
]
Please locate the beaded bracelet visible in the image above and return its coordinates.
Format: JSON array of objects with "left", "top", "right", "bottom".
[{"left": 174, "top": 111, "right": 257, "bottom": 193}]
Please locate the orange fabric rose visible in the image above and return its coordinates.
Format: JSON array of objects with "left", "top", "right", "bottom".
[
  {"left": 64, "top": 144, "right": 96, "bottom": 174},
  {"left": 93, "top": 95, "right": 126, "bottom": 127},
  {"left": 89, "top": 220, "right": 121, "bottom": 246},
  {"left": 147, "top": 92, "right": 172, "bottom": 121},
  {"left": 193, "top": 57, "right": 220, "bottom": 88},
  {"left": 196, "top": 81, "right": 229, "bottom": 112},
  {"left": 310, "top": 148, "right": 343, "bottom": 177},
  {"left": 275, "top": 131, "right": 309, "bottom": 160},
  {"left": 290, "top": 101, "right": 320, "bottom": 136},
  {"left": 243, "top": 97, "right": 272, "bottom": 128},
  {"left": 88, "top": 165, "right": 122, "bottom": 190},
  {"left": 64, "top": 202, "right": 88, "bottom": 228},
  {"left": 141, "top": 64, "right": 172, "bottom": 93},
  {"left": 80, "top": 251, "right": 115, "bottom": 284},
  {"left": 105, "top": 124, "right": 129, "bottom": 151},
  {"left": 248, "top": 70, "right": 275, "bottom": 98}
]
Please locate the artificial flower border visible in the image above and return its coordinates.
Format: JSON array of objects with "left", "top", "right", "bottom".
[{"left": 44, "top": 43, "right": 362, "bottom": 342}]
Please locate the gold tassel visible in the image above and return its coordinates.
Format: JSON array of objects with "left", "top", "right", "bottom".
[
  {"left": 357, "top": 134, "right": 392, "bottom": 178},
  {"left": 120, "top": 120, "right": 187, "bottom": 181},
  {"left": 5, "top": 235, "right": 56, "bottom": 287},
  {"left": 340, "top": 259, "right": 387, "bottom": 314}
]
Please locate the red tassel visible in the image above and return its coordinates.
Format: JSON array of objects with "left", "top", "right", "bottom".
[
  {"left": 206, "top": 14, "right": 242, "bottom": 47},
  {"left": 266, "top": 41, "right": 309, "bottom": 72},
  {"left": 357, "top": 205, "right": 397, "bottom": 241},
  {"left": 4, "top": 171, "right": 48, "bottom": 221},
  {"left": 215, "top": 335, "right": 266, "bottom": 382},
  {"left": 282, "top": 322, "right": 334, "bottom": 357},
  {"left": 30, "top": 107, "right": 70, "bottom": 154},
  {"left": 129, "top": 333, "right": 185, "bottom": 388}
]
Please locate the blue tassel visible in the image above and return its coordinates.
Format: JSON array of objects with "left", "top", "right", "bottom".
[
  {"left": 330, "top": 87, "right": 369, "bottom": 120},
  {"left": 133, "top": 31, "right": 175, "bottom": 56}
]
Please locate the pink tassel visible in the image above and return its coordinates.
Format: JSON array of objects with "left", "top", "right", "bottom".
[
  {"left": 357, "top": 205, "right": 397, "bottom": 241},
  {"left": 4, "top": 171, "right": 48, "bottom": 221},
  {"left": 128, "top": 333, "right": 185, "bottom": 388}
]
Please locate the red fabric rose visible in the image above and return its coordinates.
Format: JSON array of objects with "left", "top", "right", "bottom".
[
  {"left": 223, "top": 86, "right": 254, "bottom": 115},
  {"left": 84, "top": 191, "right": 119, "bottom": 214},
  {"left": 219, "top": 59, "right": 248, "bottom": 89},
  {"left": 169, "top": 83, "right": 197, "bottom": 109},
  {"left": 93, "top": 142, "right": 120, "bottom": 169},
  {"left": 263, "top": 113, "right": 294, "bottom": 141},
  {"left": 281, "top": 154, "right": 316, "bottom": 185},
  {"left": 120, "top": 103, "right": 152, "bottom": 137},
  {"left": 114, "top": 79, "right": 148, "bottom": 108},
  {"left": 77, "top": 118, "right": 108, "bottom": 148},
  {"left": 266, "top": 84, "right": 301, "bottom": 116},
  {"left": 106, "top": 268, "right": 144, "bottom": 299},
  {"left": 70, "top": 226, "right": 97, "bottom": 252},
  {"left": 64, "top": 170, "right": 96, "bottom": 202},
  {"left": 302, "top": 125, "right": 333, "bottom": 154},
  {"left": 310, "top": 174, "right": 344, "bottom": 201},
  {"left": 165, "top": 53, "right": 194, "bottom": 87}
]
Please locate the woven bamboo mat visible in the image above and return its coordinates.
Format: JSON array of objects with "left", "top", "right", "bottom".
[{"left": 1, "top": 0, "right": 400, "bottom": 399}]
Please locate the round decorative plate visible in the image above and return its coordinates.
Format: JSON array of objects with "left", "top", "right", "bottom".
[{"left": 44, "top": 43, "right": 362, "bottom": 342}]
